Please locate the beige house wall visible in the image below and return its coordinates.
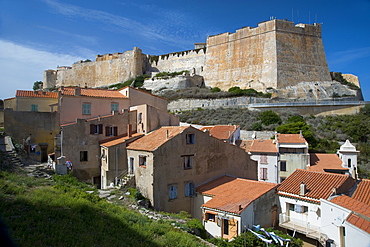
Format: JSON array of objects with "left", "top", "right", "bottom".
[
  {"left": 61, "top": 112, "right": 134, "bottom": 183},
  {"left": 120, "top": 87, "right": 168, "bottom": 112},
  {"left": 9, "top": 97, "right": 58, "bottom": 112},
  {"left": 4, "top": 109, "right": 60, "bottom": 162},
  {"left": 4, "top": 98, "right": 16, "bottom": 110},
  {"left": 100, "top": 142, "right": 127, "bottom": 188},
  {"left": 58, "top": 95, "right": 130, "bottom": 124},
  {"left": 128, "top": 127, "right": 257, "bottom": 214}
]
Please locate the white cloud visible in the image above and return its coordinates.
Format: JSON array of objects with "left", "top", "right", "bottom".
[
  {"left": 328, "top": 46, "right": 370, "bottom": 68},
  {"left": 0, "top": 40, "right": 82, "bottom": 100}
]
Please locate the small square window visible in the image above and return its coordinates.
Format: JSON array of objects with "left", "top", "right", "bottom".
[
  {"left": 169, "top": 185, "right": 177, "bottom": 199},
  {"left": 260, "top": 154, "right": 268, "bottom": 163},
  {"left": 280, "top": 161, "right": 287, "bottom": 171},
  {"left": 183, "top": 155, "right": 193, "bottom": 169},
  {"left": 80, "top": 151, "right": 88, "bottom": 162},
  {"left": 139, "top": 156, "right": 147, "bottom": 167},
  {"left": 186, "top": 134, "right": 195, "bottom": 144},
  {"left": 205, "top": 213, "right": 216, "bottom": 222},
  {"left": 111, "top": 103, "right": 119, "bottom": 112},
  {"left": 31, "top": 104, "right": 38, "bottom": 112},
  {"left": 185, "top": 182, "right": 195, "bottom": 197},
  {"left": 105, "top": 126, "right": 118, "bottom": 136},
  {"left": 82, "top": 103, "right": 91, "bottom": 115}
]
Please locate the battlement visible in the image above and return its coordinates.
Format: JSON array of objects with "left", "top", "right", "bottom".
[{"left": 207, "top": 19, "right": 322, "bottom": 46}]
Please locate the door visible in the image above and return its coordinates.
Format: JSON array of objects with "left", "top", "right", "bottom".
[{"left": 129, "top": 157, "right": 134, "bottom": 174}]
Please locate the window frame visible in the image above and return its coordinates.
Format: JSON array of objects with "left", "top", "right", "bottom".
[
  {"left": 80, "top": 151, "right": 88, "bottom": 162},
  {"left": 139, "top": 155, "right": 147, "bottom": 168},
  {"left": 82, "top": 103, "right": 91, "bottom": 115},
  {"left": 169, "top": 184, "right": 178, "bottom": 200},
  {"left": 31, "top": 104, "right": 38, "bottom": 112},
  {"left": 260, "top": 167, "right": 268, "bottom": 180},
  {"left": 186, "top": 134, "right": 195, "bottom": 144},
  {"left": 111, "top": 103, "right": 119, "bottom": 112},
  {"left": 280, "top": 161, "right": 287, "bottom": 171},
  {"left": 260, "top": 154, "right": 268, "bottom": 163},
  {"left": 183, "top": 155, "right": 194, "bottom": 170},
  {"left": 185, "top": 182, "right": 195, "bottom": 197}
]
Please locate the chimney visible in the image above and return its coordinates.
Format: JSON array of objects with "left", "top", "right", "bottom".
[
  {"left": 238, "top": 205, "right": 243, "bottom": 211},
  {"left": 127, "top": 124, "right": 132, "bottom": 137},
  {"left": 332, "top": 187, "right": 337, "bottom": 196},
  {"left": 300, "top": 182, "right": 306, "bottom": 196},
  {"left": 74, "top": 87, "right": 81, "bottom": 96},
  {"left": 166, "top": 129, "right": 169, "bottom": 139},
  {"left": 299, "top": 130, "right": 303, "bottom": 138}
]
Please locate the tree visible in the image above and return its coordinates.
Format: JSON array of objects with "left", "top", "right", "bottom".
[
  {"left": 33, "top": 81, "right": 43, "bottom": 90},
  {"left": 258, "top": 110, "right": 281, "bottom": 126}
]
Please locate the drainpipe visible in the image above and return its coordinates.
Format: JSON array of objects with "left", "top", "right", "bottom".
[
  {"left": 60, "top": 128, "right": 63, "bottom": 157},
  {"left": 115, "top": 146, "right": 118, "bottom": 185}
]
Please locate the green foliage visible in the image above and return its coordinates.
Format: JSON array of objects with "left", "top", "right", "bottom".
[
  {"left": 258, "top": 110, "right": 282, "bottom": 126},
  {"left": 360, "top": 104, "right": 370, "bottom": 116},
  {"left": 228, "top": 86, "right": 271, "bottom": 98},
  {"left": 32, "top": 81, "right": 43, "bottom": 90},
  {"left": 331, "top": 72, "right": 360, "bottom": 90},
  {"left": 185, "top": 218, "right": 207, "bottom": 239},
  {"left": 251, "top": 122, "right": 263, "bottom": 131},
  {"left": 211, "top": 87, "right": 221, "bottom": 93},
  {"left": 0, "top": 172, "right": 205, "bottom": 247},
  {"left": 154, "top": 70, "right": 189, "bottom": 79},
  {"left": 208, "top": 228, "right": 303, "bottom": 247},
  {"left": 287, "top": 115, "right": 304, "bottom": 123},
  {"left": 108, "top": 75, "right": 150, "bottom": 90}
]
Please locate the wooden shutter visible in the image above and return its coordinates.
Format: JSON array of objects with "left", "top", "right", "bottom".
[
  {"left": 113, "top": 126, "right": 118, "bottom": 136},
  {"left": 98, "top": 124, "right": 103, "bottom": 134},
  {"left": 105, "top": 126, "right": 110, "bottom": 136},
  {"left": 90, "top": 124, "right": 95, "bottom": 134},
  {"left": 229, "top": 218, "right": 238, "bottom": 238}
]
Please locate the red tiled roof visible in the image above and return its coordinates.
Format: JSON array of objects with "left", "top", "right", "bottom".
[
  {"left": 127, "top": 126, "right": 190, "bottom": 151},
  {"left": 277, "top": 134, "right": 306, "bottom": 144},
  {"left": 16, "top": 90, "right": 58, "bottom": 98},
  {"left": 236, "top": 140, "right": 253, "bottom": 152},
  {"left": 352, "top": 179, "right": 370, "bottom": 205},
  {"left": 61, "top": 87, "right": 127, "bottom": 98},
  {"left": 197, "top": 175, "right": 278, "bottom": 214},
  {"left": 346, "top": 213, "right": 370, "bottom": 234},
  {"left": 120, "top": 86, "right": 168, "bottom": 101},
  {"left": 200, "top": 125, "right": 239, "bottom": 140},
  {"left": 249, "top": 139, "right": 278, "bottom": 153},
  {"left": 277, "top": 169, "right": 355, "bottom": 200},
  {"left": 308, "top": 153, "right": 347, "bottom": 173},
  {"left": 100, "top": 133, "right": 143, "bottom": 147},
  {"left": 330, "top": 195, "right": 370, "bottom": 218}
]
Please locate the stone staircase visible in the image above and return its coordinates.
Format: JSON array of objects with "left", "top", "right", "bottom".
[{"left": 5, "top": 150, "right": 23, "bottom": 166}]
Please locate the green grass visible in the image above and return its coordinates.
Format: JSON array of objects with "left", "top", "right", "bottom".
[{"left": 0, "top": 172, "right": 205, "bottom": 247}]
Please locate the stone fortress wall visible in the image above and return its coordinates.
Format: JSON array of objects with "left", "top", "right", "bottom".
[
  {"left": 43, "top": 19, "right": 347, "bottom": 98},
  {"left": 44, "top": 47, "right": 145, "bottom": 89}
]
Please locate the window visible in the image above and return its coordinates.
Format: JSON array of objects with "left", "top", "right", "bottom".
[
  {"left": 260, "top": 154, "right": 268, "bottom": 163},
  {"left": 169, "top": 185, "right": 177, "bottom": 199},
  {"left": 80, "top": 151, "right": 88, "bottom": 162},
  {"left": 111, "top": 103, "right": 119, "bottom": 112},
  {"left": 260, "top": 168, "right": 268, "bottom": 180},
  {"left": 280, "top": 177, "right": 286, "bottom": 183},
  {"left": 90, "top": 124, "right": 103, "bottom": 134},
  {"left": 348, "top": 159, "right": 351, "bottom": 168},
  {"left": 139, "top": 155, "right": 147, "bottom": 167},
  {"left": 185, "top": 182, "right": 195, "bottom": 197},
  {"left": 82, "top": 103, "right": 91, "bottom": 115},
  {"left": 289, "top": 203, "right": 308, "bottom": 213},
  {"left": 105, "top": 126, "right": 118, "bottom": 136},
  {"left": 280, "top": 161, "right": 287, "bottom": 171},
  {"left": 183, "top": 155, "right": 194, "bottom": 169},
  {"left": 138, "top": 113, "right": 142, "bottom": 123},
  {"left": 205, "top": 212, "right": 216, "bottom": 222},
  {"left": 31, "top": 104, "right": 38, "bottom": 111},
  {"left": 223, "top": 219, "right": 229, "bottom": 235},
  {"left": 186, "top": 134, "right": 195, "bottom": 144}
]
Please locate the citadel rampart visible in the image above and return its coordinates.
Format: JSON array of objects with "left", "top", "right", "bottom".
[
  {"left": 44, "top": 19, "right": 333, "bottom": 95},
  {"left": 204, "top": 19, "right": 331, "bottom": 91},
  {"left": 44, "top": 47, "right": 146, "bottom": 89}
]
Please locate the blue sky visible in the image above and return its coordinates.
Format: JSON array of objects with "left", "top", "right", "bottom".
[{"left": 1, "top": 0, "right": 369, "bottom": 101}]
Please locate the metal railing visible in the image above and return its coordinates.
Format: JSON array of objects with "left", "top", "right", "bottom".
[{"left": 279, "top": 213, "right": 320, "bottom": 238}]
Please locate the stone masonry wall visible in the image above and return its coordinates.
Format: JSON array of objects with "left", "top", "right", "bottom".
[
  {"left": 203, "top": 19, "right": 331, "bottom": 91},
  {"left": 46, "top": 48, "right": 145, "bottom": 89}
]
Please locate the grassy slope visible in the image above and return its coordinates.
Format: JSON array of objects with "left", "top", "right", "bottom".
[{"left": 0, "top": 171, "right": 205, "bottom": 247}]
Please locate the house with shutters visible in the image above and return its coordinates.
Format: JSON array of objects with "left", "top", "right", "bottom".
[
  {"left": 277, "top": 169, "right": 356, "bottom": 246},
  {"left": 4, "top": 90, "right": 58, "bottom": 112},
  {"left": 194, "top": 175, "right": 278, "bottom": 240},
  {"left": 126, "top": 125, "right": 257, "bottom": 214}
]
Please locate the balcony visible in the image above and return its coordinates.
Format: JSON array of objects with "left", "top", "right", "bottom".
[{"left": 279, "top": 213, "right": 321, "bottom": 240}]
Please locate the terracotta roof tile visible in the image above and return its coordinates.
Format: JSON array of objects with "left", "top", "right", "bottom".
[
  {"left": 16, "top": 90, "right": 58, "bottom": 98},
  {"left": 277, "top": 134, "right": 306, "bottom": 144},
  {"left": 236, "top": 140, "right": 253, "bottom": 152},
  {"left": 197, "top": 175, "right": 278, "bottom": 214},
  {"left": 249, "top": 139, "right": 278, "bottom": 153},
  {"left": 127, "top": 126, "right": 190, "bottom": 151},
  {"left": 100, "top": 133, "right": 143, "bottom": 147},
  {"left": 308, "top": 153, "right": 347, "bottom": 173},
  {"left": 61, "top": 87, "right": 127, "bottom": 98},
  {"left": 200, "top": 125, "right": 239, "bottom": 140},
  {"left": 346, "top": 213, "right": 370, "bottom": 234},
  {"left": 277, "top": 169, "right": 355, "bottom": 200},
  {"left": 352, "top": 179, "right": 370, "bottom": 205},
  {"left": 330, "top": 195, "right": 370, "bottom": 218}
]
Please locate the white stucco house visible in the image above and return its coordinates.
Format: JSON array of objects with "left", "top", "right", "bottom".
[{"left": 195, "top": 175, "right": 278, "bottom": 240}]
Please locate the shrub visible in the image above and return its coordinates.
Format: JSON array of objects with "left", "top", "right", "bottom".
[
  {"left": 258, "top": 110, "right": 282, "bottom": 126},
  {"left": 211, "top": 87, "right": 221, "bottom": 93},
  {"left": 32, "top": 81, "right": 43, "bottom": 90}
]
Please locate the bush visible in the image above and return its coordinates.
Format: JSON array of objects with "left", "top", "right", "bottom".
[
  {"left": 258, "top": 110, "right": 282, "bottom": 126},
  {"left": 211, "top": 87, "right": 221, "bottom": 93},
  {"left": 32, "top": 81, "right": 43, "bottom": 90}
]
